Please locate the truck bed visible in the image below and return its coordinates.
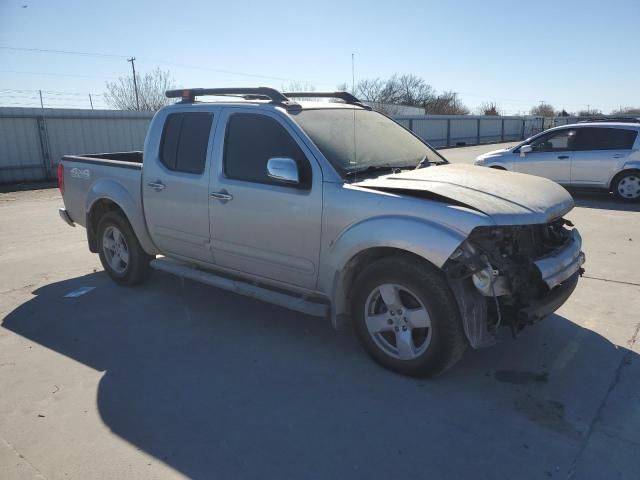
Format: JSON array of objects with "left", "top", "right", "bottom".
[
  {"left": 62, "top": 151, "right": 143, "bottom": 169},
  {"left": 60, "top": 151, "right": 144, "bottom": 231}
]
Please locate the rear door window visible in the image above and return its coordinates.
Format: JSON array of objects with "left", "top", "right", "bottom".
[
  {"left": 160, "top": 112, "right": 213, "bottom": 174},
  {"left": 574, "top": 127, "right": 638, "bottom": 150}
]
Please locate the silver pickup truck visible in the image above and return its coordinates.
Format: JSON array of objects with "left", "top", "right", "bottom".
[{"left": 58, "top": 88, "right": 585, "bottom": 377}]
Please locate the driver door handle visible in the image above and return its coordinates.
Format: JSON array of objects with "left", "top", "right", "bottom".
[
  {"left": 557, "top": 155, "right": 569, "bottom": 159},
  {"left": 210, "top": 191, "right": 233, "bottom": 201}
]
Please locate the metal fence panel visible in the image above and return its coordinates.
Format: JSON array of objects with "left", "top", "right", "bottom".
[
  {"left": 46, "top": 117, "right": 150, "bottom": 169},
  {"left": 0, "top": 115, "right": 44, "bottom": 183},
  {"left": 394, "top": 115, "right": 543, "bottom": 148},
  {"left": 503, "top": 118, "right": 523, "bottom": 140},
  {"left": 0, "top": 108, "right": 153, "bottom": 184},
  {"left": 479, "top": 118, "right": 501, "bottom": 143},
  {"left": 450, "top": 118, "right": 478, "bottom": 145},
  {"left": 411, "top": 119, "right": 448, "bottom": 147}
]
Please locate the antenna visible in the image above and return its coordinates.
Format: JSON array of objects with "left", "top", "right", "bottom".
[
  {"left": 351, "top": 53, "right": 355, "bottom": 93},
  {"left": 351, "top": 53, "right": 358, "bottom": 174}
]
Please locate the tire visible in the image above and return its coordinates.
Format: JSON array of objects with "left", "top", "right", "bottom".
[
  {"left": 97, "top": 211, "right": 153, "bottom": 285},
  {"left": 351, "top": 255, "right": 467, "bottom": 377},
  {"left": 612, "top": 170, "right": 640, "bottom": 202}
]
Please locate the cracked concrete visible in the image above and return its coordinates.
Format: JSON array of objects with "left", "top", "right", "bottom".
[{"left": 0, "top": 143, "right": 639, "bottom": 479}]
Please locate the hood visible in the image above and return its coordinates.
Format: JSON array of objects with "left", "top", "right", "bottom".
[
  {"left": 354, "top": 164, "right": 574, "bottom": 225},
  {"left": 476, "top": 147, "right": 512, "bottom": 160},
  {"left": 475, "top": 147, "right": 514, "bottom": 163}
]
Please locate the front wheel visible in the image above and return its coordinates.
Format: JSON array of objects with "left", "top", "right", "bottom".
[
  {"left": 612, "top": 170, "right": 640, "bottom": 201},
  {"left": 97, "top": 211, "right": 153, "bottom": 285},
  {"left": 351, "top": 255, "right": 467, "bottom": 377}
]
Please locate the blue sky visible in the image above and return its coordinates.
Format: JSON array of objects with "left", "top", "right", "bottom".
[{"left": 1, "top": 0, "right": 638, "bottom": 114}]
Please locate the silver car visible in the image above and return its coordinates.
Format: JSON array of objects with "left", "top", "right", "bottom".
[{"left": 474, "top": 122, "right": 640, "bottom": 201}]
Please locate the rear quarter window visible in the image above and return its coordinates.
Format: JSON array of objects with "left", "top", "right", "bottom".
[{"left": 575, "top": 127, "right": 638, "bottom": 150}]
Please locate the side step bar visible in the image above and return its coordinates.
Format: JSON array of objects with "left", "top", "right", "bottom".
[{"left": 150, "top": 257, "right": 329, "bottom": 318}]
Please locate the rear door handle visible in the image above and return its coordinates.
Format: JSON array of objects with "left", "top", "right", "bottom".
[
  {"left": 147, "top": 180, "right": 166, "bottom": 191},
  {"left": 557, "top": 155, "right": 569, "bottom": 159},
  {"left": 210, "top": 191, "right": 233, "bottom": 201},
  {"left": 612, "top": 154, "right": 624, "bottom": 158}
]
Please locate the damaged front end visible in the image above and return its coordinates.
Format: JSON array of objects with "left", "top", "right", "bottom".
[{"left": 444, "top": 218, "right": 585, "bottom": 348}]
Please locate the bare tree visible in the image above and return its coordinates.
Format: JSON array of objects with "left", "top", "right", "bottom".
[
  {"left": 354, "top": 78, "right": 389, "bottom": 103},
  {"left": 478, "top": 101, "right": 500, "bottom": 116},
  {"left": 282, "top": 81, "right": 315, "bottom": 93},
  {"left": 352, "top": 78, "right": 395, "bottom": 114},
  {"left": 529, "top": 103, "right": 555, "bottom": 117},
  {"left": 281, "top": 81, "right": 317, "bottom": 101},
  {"left": 354, "top": 75, "right": 434, "bottom": 108},
  {"left": 577, "top": 109, "right": 603, "bottom": 116},
  {"left": 393, "top": 74, "right": 434, "bottom": 106},
  {"left": 104, "top": 68, "right": 175, "bottom": 111},
  {"left": 424, "top": 91, "right": 470, "bottom": 115},
  {"left": 610, "top": 106, "right": 640, "bottom": 116}
]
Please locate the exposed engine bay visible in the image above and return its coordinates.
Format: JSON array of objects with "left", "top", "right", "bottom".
[{"left": 444, "top": 218, "right": 585, "bottom": 348}]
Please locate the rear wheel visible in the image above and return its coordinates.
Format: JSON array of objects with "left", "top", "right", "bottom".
[
  {"left": 612, "top": 170, "right": 640, "bottom": 201},
  {"left": 351, "top": 255, "right": 467, "bottom": 377},
  {"left": 97, "top": 212, "right": 153, "bottom": 285}
]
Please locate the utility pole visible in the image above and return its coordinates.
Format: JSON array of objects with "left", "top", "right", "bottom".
[
  {"left": 127, "top": 57, "right": 140, "bottom": 111},
  {"left": 88, "top": 94, "right": 94, "bottom": 110},
  {"left": 586, "top": 104, "right": 590, "bottom": 115}
]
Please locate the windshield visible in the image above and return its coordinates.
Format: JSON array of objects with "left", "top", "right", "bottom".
[{"left": 291, "top": 108, "right": 445, "bottom": 177}]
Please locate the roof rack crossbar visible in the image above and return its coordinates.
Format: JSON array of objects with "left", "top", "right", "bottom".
[
  {"left": 283, "top": 91, "right": 371, "bottom": 109},
  {"left": 165, "top": 87, "right": 298, "bottom": 107},
  {"left": 576, "top": 117, "right": 640, "bottom": 124},
  {"left": 165, "top": 88, "right": 370, "bottom": 110}
]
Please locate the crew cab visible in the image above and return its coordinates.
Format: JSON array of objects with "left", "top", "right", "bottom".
[{"left": 58, "top": 88, "right": 585, "bottom": 377}]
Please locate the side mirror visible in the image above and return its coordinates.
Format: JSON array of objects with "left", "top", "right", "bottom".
[
  {"left": 520, "top": 145, "right": 533, "bottom": 157},
  {"left": 267, "top": 157, "right": 299, "bottom": 185}
]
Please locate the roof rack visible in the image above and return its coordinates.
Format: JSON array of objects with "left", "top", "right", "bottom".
[
  {"left": 577, "top": 116, "right": 640, "bottom": 124},
  {"left": 283, "top": 91, "right": 372, "bottom": 109},
  {"left": 165, "top": 87, "right": 370, "bottom": 110},
  {"left": 165, "top": 87, "right": 299, "bottom": 108}
]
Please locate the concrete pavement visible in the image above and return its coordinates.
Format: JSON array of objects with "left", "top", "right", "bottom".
[{"left": 0, "top": 143, "right": 639, "bottom": 479}]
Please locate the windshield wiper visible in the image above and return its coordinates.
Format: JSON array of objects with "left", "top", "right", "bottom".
[
  {"left": 345, "top": 165, "right": 414, "bottom": 180},
  {"left": 415, "top": 155, "right": 445, "bottom": 169}
]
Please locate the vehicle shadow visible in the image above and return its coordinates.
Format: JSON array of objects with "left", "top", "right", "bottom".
[
  {"left": 2, "top": 272, "right": 638, "bottom": 479},
  {"left": 569, "top": 190, "right": 640, "bottom": 212}
]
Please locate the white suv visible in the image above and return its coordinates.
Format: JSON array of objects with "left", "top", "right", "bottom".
[{"left": 474, "top": 122, "right": 640, "bottom": 201}]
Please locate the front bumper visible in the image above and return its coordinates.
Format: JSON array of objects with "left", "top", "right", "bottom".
[
  {"left": 534, "top": 229, "right": 585, "bottom": 289},
  {"left": 519, "top": 270, "right": 580, "bottom": 323}
]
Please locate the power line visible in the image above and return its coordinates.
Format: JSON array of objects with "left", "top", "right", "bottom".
[
  {"left": 0, "top": 69, "right": 119, "bottom": 80},
  {"left": 0, "top": 45, "right": 336, "bottom": 87},
  {"left": 0, "top": 45, "right": 128, "bottom": 58}
]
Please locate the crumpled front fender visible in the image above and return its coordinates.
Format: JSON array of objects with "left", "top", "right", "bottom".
[{"left": 320, "top": 215, "right": 468, "bottom": 328}]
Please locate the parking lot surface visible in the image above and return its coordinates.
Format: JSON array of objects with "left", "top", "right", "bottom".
[{"left": 1, "top": 143, "right": 639, "bottom": 479}]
